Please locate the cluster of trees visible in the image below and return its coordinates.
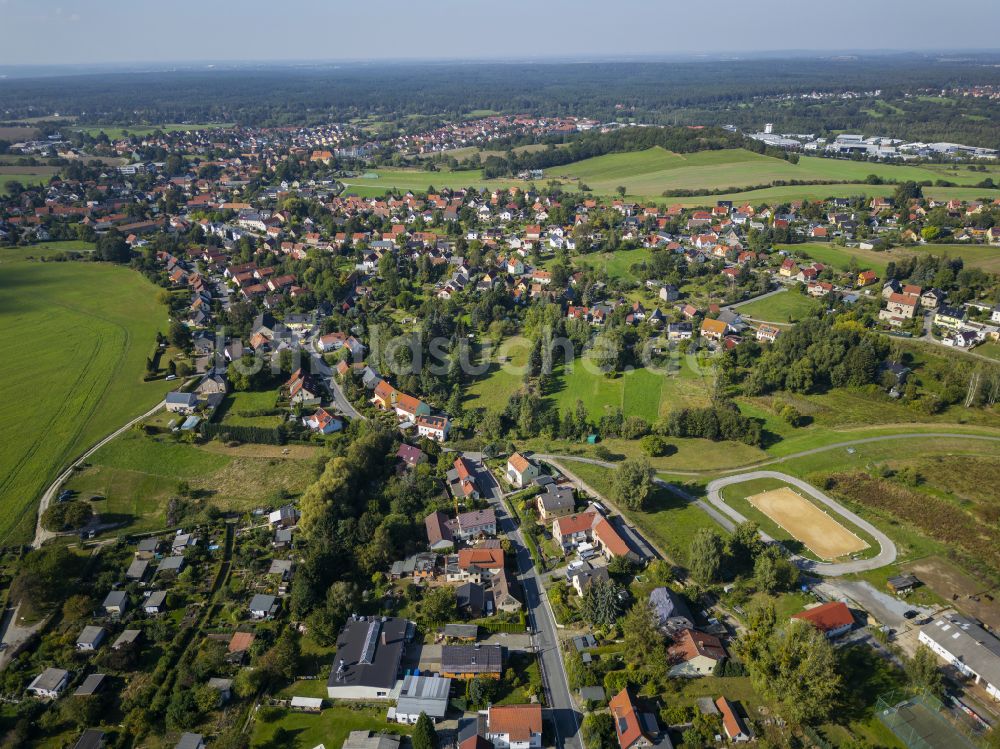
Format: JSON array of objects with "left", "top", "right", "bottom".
[
  {"left": 742, "top": 318, "right": 889, "bottom": 396},
  {"left": 39, "top": 499, "right": 93, "bottom": 532},
  {"left": 688, "top": 521, "right": 798, "bottom": 591},
  {"left": 659, "top": 400, "right": 763, "bottom": 447}
]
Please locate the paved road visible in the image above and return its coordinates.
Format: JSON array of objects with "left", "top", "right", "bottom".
[
  {"left": 0, "top": 603, "right": 48, "bottom": 671},
  {"left": 915, "top": 310, "right": 999, "bottom": 364},
  {"left": 726, "top": 285, "right": 788, "bottom": 311},
  {"left": 33, "top": 401, "right": 166, "bottom": 547},
  {"left": 465, "top": 456, "right": 584, "bottom": 749},
  {"left": 705, "top": 471, "right": 898, "bottom": 575},
  {"left": 310, "top": 353, "right": 364, "bottom": 421}
]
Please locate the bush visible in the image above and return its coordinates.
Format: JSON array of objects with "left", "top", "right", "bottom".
[
  {"left": 40, "top": 500, "right": 93, "bottom": 532},
  {"left": 640, "top": 435, "right": 672, "bottom": 457}
]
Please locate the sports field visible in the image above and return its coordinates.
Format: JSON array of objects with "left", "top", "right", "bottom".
[
  {"left": 0, "top": 245, "right": 174, "bottom": 543},
  {"left": 747, "top": 486, "right": 868, "bottom": 560}
]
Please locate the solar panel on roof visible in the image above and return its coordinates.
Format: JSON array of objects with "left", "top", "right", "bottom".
[{"left": 360, "top": 620, "right": 380, "bottom": 664}]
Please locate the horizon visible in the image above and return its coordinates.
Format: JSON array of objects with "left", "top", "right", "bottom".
[{"left": 2, "top": 0, "right": 999, "bottom": 67}]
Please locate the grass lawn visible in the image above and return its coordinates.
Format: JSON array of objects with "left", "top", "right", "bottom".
[
  {"left": 465, "top": 336, "right": 532, "bottom": 413},
  {"left": 251, "top": 705, "right": 412, "bottom": 749},
  {"left": 975, "top": 342, "right": 1000, "bottom": 362},
  {"left": 215, "top": 389, "right": 283, "bottom": 427},
  {"left": 1, "top": 171, "right": 54, "bottom": 192},
  {"left": 546, "top": 356, "right": 713, "bottom": 423},
  {"left": 0, "top": 247, "right": 176, "bottom": 543},
  {"left": 62, "top": 432, "right": 314, "bottom": 536},
  {"left": 734, "top": 289, "right": 820, "bottom": 323},
  {"left": 573, "top": 247, "right": 653, "bottom": 283}
]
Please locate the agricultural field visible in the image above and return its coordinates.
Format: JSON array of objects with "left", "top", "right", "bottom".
[
  {"left": 61, "top": 430, "right": 316, "bottom": 537},
  {"left": 0, "top": 245, "right": 176, "bottom": 543},
  {"left": 543, "top": 147, "right": 1000, "bottom": 198},
  {"left": 339, "top": 148, "right": 1000, "bottom": 205},
  {"left": 781, "top": 242, "right": 1000, "bottom": 276},
  {"left": 75, "top": 122, "right": 235, "bottom": 138},
  {"left": 734, "top": 289, "right": 820, "bottom": 323}
]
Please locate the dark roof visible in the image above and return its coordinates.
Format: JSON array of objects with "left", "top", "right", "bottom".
[
  {"left": 74, "top": 673, "right": 107, "bottom": 697},
  {"left": 328, "top": 617, "right": 408, "bottom": 691},
  {"left": 440, "top": 644, "right": 503, "bottom": 675},
  {"left": 649, "top": 587, "right": 693, "bottom": 630},
  {"left": 73, "top": 729, "right": 106, "bottom": 749}
]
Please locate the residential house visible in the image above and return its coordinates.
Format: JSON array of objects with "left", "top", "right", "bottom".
[
  {"left": 416, "top": 414, "right": 450, "bottom": 442},
  {"left": 144, "top": 590, "right": 167, "bottom": 615},
  {"left": 716, "top": 697, "right": 752, "bottom": 742},
  {"left": 396, "top": 444, "right": 427, "bottom": 469},
  {"left": 342, "top": 731, "right": 401, "bottom": 749},
  {"left": 857, "top": 270, "right": 878, "bottom": 287},
  {"left": 440, "top": 644, "right": 503, "bottom": 680},
  {"left": 456, "top": 582, "right": 486, "bottom": 618},
  {"left": 73, "top": 729, "right": 106, "bottom": 749},
  {"left": 448, "top": 547, "right": 505, "bottom": 583},
  {"left": 485, "top": 704, "right": 543, "bottom": 749},
  {"left": 506, "top": 453, "right": 540, "bottom": 488},
  {"left": 649, "top": 587, "right": 694, "bottom": 634},
  {"left": 700, "top": 318, "right": 728, "bottom": 342},
  {"left": 791, "top": 602, "right": 854, "bottom": 638},
  {"left": 885, "top": 292, "right": 920, "bottom": 319},
  {"left": 425, "top": 511, "right": 456, "bottom": 551},
  {"left": 303, "top": 407, "right": 343, "bottom": 435},
  {"left": 536, "top": 485, "right": 575, "bottom": 522},
  {"left": 569, "top": 564, "right": 609, "bottom": 597},
  {"left": 756, "top": 325, "right": 780, "bottom": 343},
  {"left": 175, "top": 734, "right": 206, "bottom": 749},
  {"left": 448, "top": 457, "right": 481, "bottom": 500},
  {"left": 921, "top": 288, "right": 945, "bottom": 309},
  {"left": 668, "top": 629, "right": 727, "bottom": 677},
  {"left": 609, "top": 687, "right": 669, "bottom": 749},
  {"left": 934, "top": 305, "right": 965, "bottom": 330},
  {"left": 164, "top": 391, "right": 199, "bottom": 414},
  {"left": 327, "top": 616, "right": 411, "bottom": 700}
]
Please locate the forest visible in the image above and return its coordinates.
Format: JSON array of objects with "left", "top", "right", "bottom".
[{"left": 2, "top": 54, "right": 999, "bottom": 147}]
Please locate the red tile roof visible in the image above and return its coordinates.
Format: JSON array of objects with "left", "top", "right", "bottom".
[
  {"left": 792, "top": 601, "right": 854, "bottom": 632},
  {"left": 488, "top": 704, "right": 542, "bottom": 742}
]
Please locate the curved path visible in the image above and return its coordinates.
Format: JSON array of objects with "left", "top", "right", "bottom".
[
  {"left": 33, "top": 402, "right": 164, "bottom": 547},
  {"left": 536, "top": 431, "right": 1000, "bottom": 478},
  {"left": 705, "top": 471, "right": 897, "bottom": 576}
]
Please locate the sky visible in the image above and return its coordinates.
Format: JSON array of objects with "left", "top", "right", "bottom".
[{"left": 1, "top": 0, "right": 998, "bottom": 66}]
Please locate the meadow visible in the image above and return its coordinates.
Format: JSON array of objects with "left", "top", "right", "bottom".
[
  {"left": 0, "top": 245, "right": 175, "bottom": 543},
  {"left": 251, "top": 705, "right": 413, "bottom": 749},
  {"left": 63, "top": 431, "right": 315, "bottom": 537},
  {"left": 1, "top": 170, "right": 54, "bottom": 193},
  {"left": 733, "top": 289, "right": 820, "bottom": 322}
]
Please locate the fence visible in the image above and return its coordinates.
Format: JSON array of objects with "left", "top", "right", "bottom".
[{"left": 875, "top": 689, "right": 982, "bottom": 749}]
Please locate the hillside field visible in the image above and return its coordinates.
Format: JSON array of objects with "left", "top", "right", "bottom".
[
  {"left": 337, "top": 147, "right": 1000, "bottom": 205},
  {"left": 0, "top": 245, "right": 175, "bottom": 542},
  {"left": 780, "top": 242, "right": 1000, "bottom": 276}
]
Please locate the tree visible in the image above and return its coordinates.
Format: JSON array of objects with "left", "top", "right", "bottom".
[
  {"left": 739, "top": 619, "right": 840, "bottom": 725},
  {"left": 727, "top": 520, "right": 764, "bottom": 574},
  {"left": 413, "top": 713, "right": 438, "bottom": 749},
  {"left": 581, "top": 712, "right": 617, "bottom": 749},
  {"left": 753, "top": 550, "right": 799, "bottom": 593},
  {"left": 168, "top": 320, "right": 191, "bottom": 350},
  {"left": 907, "top": 644, "right": 943, "bottom": 698},
  {"left": 688, "top": 528, "right": 723, "bottom": 584},
  {"left": 307, "top": 582, "right": 360, "bottom": 646},
  {"left": 421, "top": 586, "right": 457, "bottom": 626},
  {"left": 621, "top": 602, "right": 663, "bottom": 664},
  {"left": 40, "top": 501, "right": 93, "bottom": 532},
  {"left": 613, "top": 458, "right": 653, "bottom": 510},
  {"left": 583, "top": 579, "right": 625, "bottom": 628},
  {"left": 96, "top": 231, "right": 131, "bottom": 263},
  {"left": 466, "top": 677, "right": 500, "bottom": 707}
]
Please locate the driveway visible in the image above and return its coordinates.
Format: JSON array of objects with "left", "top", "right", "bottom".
[
  {"left": 705, "top": 471, "right": 897, "bottom": 576},
  {"left": 816, "top": 579, "right": 934, "bottom": 629}
]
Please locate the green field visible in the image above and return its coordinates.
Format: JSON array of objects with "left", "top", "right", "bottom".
[
  {"left": 1, "top": 172, "right": 53, "bottom": 193},
  {"left": 781, "top": 242, "right": 1000, "bottom": 276},
  {"left": 215, "top": 389, "right": 284, "bottom": 427},
  {"left": 0, "top": 245, "right": 175, "bottom": 542},
  {"left": 339, "top": 148, "right": 1000, "bottom": 206},
  {"left": 62, "top": 432, "right": 314, "bottom": 536},
  {"left": 573, "top": 247, "right": 654, "bottom": 282},
  {"left": 545, "top": 147, "right": 1000, "bottom": 197},
  {"left": 734, "top": 289, "right": 820, "bottom": 323},
  {"left": 76, "top": 122, "right": 235, "bottom": 138}
]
